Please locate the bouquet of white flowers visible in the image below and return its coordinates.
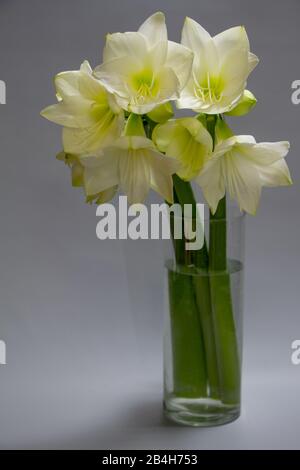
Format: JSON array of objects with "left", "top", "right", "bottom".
[{"left": 41, "top": 12, "right": 292, "bottom": 426}]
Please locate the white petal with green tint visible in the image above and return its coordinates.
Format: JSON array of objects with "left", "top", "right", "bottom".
[
  {"left": 86, "top": 186, "right": 118, "bottom": 205},
  {"left": 62, "top": 111, "right": 124, "bottom": 154},
  {"left": 182, "top": 17, "right": 217, "bottom": 73},
  {"left": 195, "top": 155, "right": 226, "bottom": 214},
  {"left": 96, "top": 53, "right": 179, "bottom": 114},
  {"left": 138, "top": 11, "right": 167, "bottom": 46},
  {"left": 81, "top": 113, "right": 177, "bottom": 205},
  {"left": 41, "top": 100, "right": 95, "bottom": 128},
  {"left": 178, "top": 19, "right": 259, "bottom": 114},
  {"left": 147, "top": 102, "right": 173, "bottom": 123},
  {"left": 41, "top": 60, "right": 124, "bottom": 155},
  {"left": 147, "top": 150, "right": 178, "bottom": 202},
  {"left": 238, "top": 139, "right": 290, "bottom": 165},
  {"left": 103, "top": 32, "right": 148, "bottom": 63},
  {"left": 223, "top": 149, "right": 262, "bottom": 215},
  {"left": 166, "top": 41, "right": 194, "bottom": 89},
  {"left": 258, "top": 159, "right": 292, "bottom": 187},
  {"left": 95, "top": 12, "right": 193, "bottom": 115},
  {"left": 153, "top": 117, "right": 213, "bottom": 180},
  {"left": 225, "top": 90, "right": 257, "bottom": 116},
  {"left": 119, "top": 148, "right": 151, "bottom": 204},
  {"left": 248, "top": 52, "right": 259, "bottom": 73},
  {"left": 213, "top": 26, "right": 250, "bottom": 58},
  {"left": 195, "top": 130, "right": 292, "bottom": 215},
  {"left": 81, "top": 151, "right": 120, "bottom": 196}
]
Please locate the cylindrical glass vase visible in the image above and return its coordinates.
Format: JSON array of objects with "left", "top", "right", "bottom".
[{"left": 164, "top": 208, "right": 245, "bottom": 427}]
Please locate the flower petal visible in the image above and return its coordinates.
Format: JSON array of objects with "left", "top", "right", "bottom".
[
  {"left": 41, "top": 100, "right": 96, "bottom": 128},
  {"left": 86, "top": 186, "right": 118, "bottom": 204},
  {"left": 119, "top": 149, "right": 151, "bottom": 204},
  {"left": 166, "top": 41, "right": 194, "bottom": 89},
  {"left": 54, "top": 60, "right": 106, "bottom": 103},
  {"left": 147, "top": 102, "right": 174, "bottom": 123},
  {"left": 176, "top": 77, "right": 204, "bottom": 110},
  {"left": 81, "top": 151, "right": 119, "bottom": 196},
  {"left": 103, "top": 31, "right": 147, "bottom": 62},
  {"left": 219, "top": 47, "right": 249, "bottom": 99},
  {"left": 148, "top": 40, "right": 168, "bottom": 71},
  {"left": 77, "top": 70, "right": 108, "bottom": 101},
  {"left": 153, "top": 117, "right": 212, "bottom": 180},
  {"left": 80, "top": 60, "right": 93, "bottom": 74},
  {"left": 224, "top": 150, "right": 261, "bottom": 215},
  {"left": 147, "top": 150, "right": 178, "bottom": 203},
  {"left": 214, "top": 26, "right": 259, "bottom": 79},
  {"left": 213, "top": 26, "right": 250, "bottom": 57},
  {"left": 152, "top": 119, "right": 177, "bottom": 152},
  {"left": 258, "top": 159, "right": 292, "bottom": 187},
  {"left": 225, "top": 89, "right": 257, "bottom": 116},
  {"left": 248, "top": 52, "right": 259, "bottom": 73},
  {"left": 154, "top": 66, "right": 180, "bottom": 101},
  {"left": 138, "top": 11, "right": 167, "bottom": 46},
  {"left": 181, "top": 17, "right": 218, "bottom": 73},
  {"left": 54, "top": 71, "right": 81, "bottom": 100},
  {"left": 182, "top": 17, "right": 211, "bottom": 52},
  {"left": 94, "top": 56, "right": 141, "bottom": 98},
  {"left": 239, "top": 140, "right": 290, "bottom": 165},
  {"left": 63, "top": 112, "right": 124, "bottom": 153},
  {"left": 195, "top": 155, "right": 226, "bottom": 214}
]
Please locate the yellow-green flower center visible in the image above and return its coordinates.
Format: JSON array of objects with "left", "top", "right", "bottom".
[
  {"left": 194, "top": 72, "right": 224, "bottom": 104},
  {"left": 130, "top": 69, "right": 159, "bottom": 105}
]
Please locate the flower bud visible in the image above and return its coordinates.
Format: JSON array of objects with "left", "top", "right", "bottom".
[
  {"left": 225, "top": 90, "right": 257, "bottom": 116},
  {"left": 147, "top": 102, "right": 174, "bottom": 123}
]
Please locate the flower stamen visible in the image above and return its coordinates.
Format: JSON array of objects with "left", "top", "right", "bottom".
[{"left": 193, "top": 72, "right": 223, "bottom": 105}]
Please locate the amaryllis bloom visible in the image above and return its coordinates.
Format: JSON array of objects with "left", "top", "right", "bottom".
[
  {"left": 41, "top": 61, "right": 124, "bottom": 154},
  {"left": 177, "top": 18, "right": 259, "bottom": 114},
  {"left": 80, "top": 114, "right": 178, "bottom": 204},
  {"left": 196, "top": 122, "right": 292, "bottom": 215},
  {"left": 153, "top": 117, "right": 213, "bottom": 180},
  {"left": 94, "top": 12, "right": 193, "bottom": 114}
]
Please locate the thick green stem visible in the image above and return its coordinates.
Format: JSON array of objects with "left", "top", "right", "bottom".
[
  {"left": 209, "top": 196, "right": 227, "bottom": 271},
  {"left": 167, "top": 176, "right": 207, "bottom": 397},
  {"left": 209, "top": 196, "right": 241, "bottom": 405},
  {"left": 172, "top": 175, "right": 208, "bottom": 268},
  {"left": 168, "top": 269, "right": 207, "bottom": 398},
  {"left": 192, "top": 275, "right": 219, "bottom": 399},
  {"left": 171, "top": 175, "right": 220, "bottom": 399}
]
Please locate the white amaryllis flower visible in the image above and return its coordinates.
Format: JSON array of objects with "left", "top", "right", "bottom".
[
  {"left": 153, "top": 117, "right": 213, "bottom": 180},
  {"left": 41, "top": 61, "right": 124, "bottom": 154},
  {"left": 94, "top": 12, "right": 193, "bottom": 114},
  {"left": 80, "top": 114, "right": 178, "bottom": 204},
  {"left": 177, "top": 18, "right": 259, "bottom": 114},
  {"left": 196, "top": 122, "right": 292, "bottom": 215}
]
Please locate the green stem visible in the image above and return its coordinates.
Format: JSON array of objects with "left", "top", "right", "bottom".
[
  {"left": 209, "top": 196, "right": 227, "bottom": 271},
  {"left": 192, "top": 275, "right": 219, "bottom": 399},
  {"left": 168, "top": 268, "right": 207, "bottom": 398},
  {"left": 145, "top": 117, "right": 208, "bottom": 397},
  {"left": 209, "top": 196, "right": 241, "bottom": 405},
  {"left": 172, "top": 175, "right": 220, "bottom": 400},
  {"left": 168, "top": 176, "right": 208, "bottom": 397},
  {"left": 172, "top": 175, "right": 208, "bottom": 268}
]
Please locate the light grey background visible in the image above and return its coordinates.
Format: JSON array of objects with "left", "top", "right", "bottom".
[{"left": 0, "top": 0, "right": 299, "bottom": 449}]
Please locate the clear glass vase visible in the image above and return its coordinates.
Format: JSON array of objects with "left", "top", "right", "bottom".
[{"left": 164, "top": 207, "right": 245, "bottom": 427}]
